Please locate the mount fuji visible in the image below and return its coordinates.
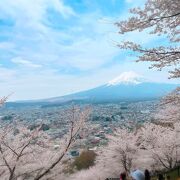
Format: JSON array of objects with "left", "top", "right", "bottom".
[
  {"left": 38, "top": 71, "right": 178, "bottom": 104},
  {"left": 8, "top": 72, "right": 178, "bottom": 107}
]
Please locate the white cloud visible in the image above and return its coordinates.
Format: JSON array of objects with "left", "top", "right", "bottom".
[
  {"left": 0, "top": 67, "right": 16, "bottom": 82},
  {"left": 51, "top": 0, "right": 76, "bottom": 18},
  {"left": 0, "top": 0, "right": 76, "bottom": 37},
  {"left": 0, "top": 0, "right": 175, "bottom": 101},
  {"left": 56, "top": 37, "right": 119, "bottom": 70},
  {"left": 0, "top": 0, "right": 75, "bottom": 20},
  {"left": 11, "top": 57, "right": 42, "bottom": 68},
  {"left": 125, "top": 0, "right": 133, "bottom": 3},
  {"left": 0, "top": 0, "right": 154, "bottom": 72},
  {"left": 125, "top": 0, "right": 146, "bottom": 5},
  {"left": 0, "top": 42, "right": 15, "bottom": 49}
]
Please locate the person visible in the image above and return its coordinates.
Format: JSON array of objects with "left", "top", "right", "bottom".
[
  {"left": 144, "top": 169, "right": 151, "bottom": 180},
  {"left": 131, "top": 169, "right": 145, "bottom": 180},
  {"left": 158, "top": 174, "right": 164, "bottom": 180},
  {"left": 120, "top": 172, "right": 126, "bottom": 180}
]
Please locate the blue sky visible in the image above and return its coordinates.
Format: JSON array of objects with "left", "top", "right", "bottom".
[{"left": 0, "top": 0, "right": 178, "bottom": 100}]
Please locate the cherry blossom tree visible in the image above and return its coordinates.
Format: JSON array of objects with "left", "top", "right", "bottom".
[
  {"left": 0, "top": 124, "right": 52, "bottom": 180},
  {"left": 115, "top": 0, "right": 180, "bottom": 78},
  {"left": 68, "top": 128, "right": 138, "bottom": 180},
  {"left": 153, "top": 87, "right": 180, "bottom": 123},
  {"left": 0, "top": 95, "right": 9, "bottom": 107},
  {"left": 137, "top": 122, "right": 180, "bottom": 170},
  {"left": 0, "top": 100, "right": 90, "bottom": 180},
  {"left": 34, "top": 106, "right": 90, "bottom": 180},
  {"left": 69, "top": 121, "right": 180, "bottom": 179},
  {"left": 162, "top": 87, "right": 180, "bottom": 106},
  {"left": 108, "top": 128, "right": 137, "bottom": 173},
  {"left": 97, "top": 128, "right": 138, "bottom": 175}
]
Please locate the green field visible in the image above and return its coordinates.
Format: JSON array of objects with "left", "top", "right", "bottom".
[{"left": 152, "top": 167, "right": 180, "bottom": 180}]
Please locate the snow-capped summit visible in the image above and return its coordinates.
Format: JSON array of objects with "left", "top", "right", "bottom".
[
  {"left": 107, "top": 71, "right": 143, "bottom": 86},
  {"left": 10, "top": 70, "right": 178, "bottom": 105}
]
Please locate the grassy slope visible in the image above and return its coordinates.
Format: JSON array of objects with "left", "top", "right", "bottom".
[{"left": 152, "top": 167, "right": 180, "bottom": 180}]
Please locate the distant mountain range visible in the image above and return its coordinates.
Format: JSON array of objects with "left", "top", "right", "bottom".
[{"left": 7, "top": 72, "right": 179, "bottom": 107}]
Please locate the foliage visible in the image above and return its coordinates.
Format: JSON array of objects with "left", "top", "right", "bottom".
[
  {"left": 113, "top": 1, "right": 180, "bottom": 174},
  {"left": 154, "top": 87, "right": 180, "bottom": 123},
  {"left": 116, "top": 0, "right": 180, "bottom": 78},
  {"left": 105, "top": 128, "right": 137, "bottom": 173},
  {"left": 1, "top": 115, "right": 13, "bottom": 121},
  {"left": 73, "top": 150, "right": 96, "bottom": 170},
  {"left": 0, "top": 100, "right": 90, "bottom": 180},
  {"left": 137, "top": 122, "right": 180, "bottom": 170}
]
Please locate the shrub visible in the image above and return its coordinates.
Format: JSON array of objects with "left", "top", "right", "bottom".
[{"left": 73, "top": 150, "right": 96, "bottom": 170}]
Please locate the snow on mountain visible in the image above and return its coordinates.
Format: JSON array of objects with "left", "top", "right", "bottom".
[
  {"left": 9, "top": 71, "right": 178, "bottom": 106},
  {"left": 107, "top": 71, "right": 144, "bottom": 86}
]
